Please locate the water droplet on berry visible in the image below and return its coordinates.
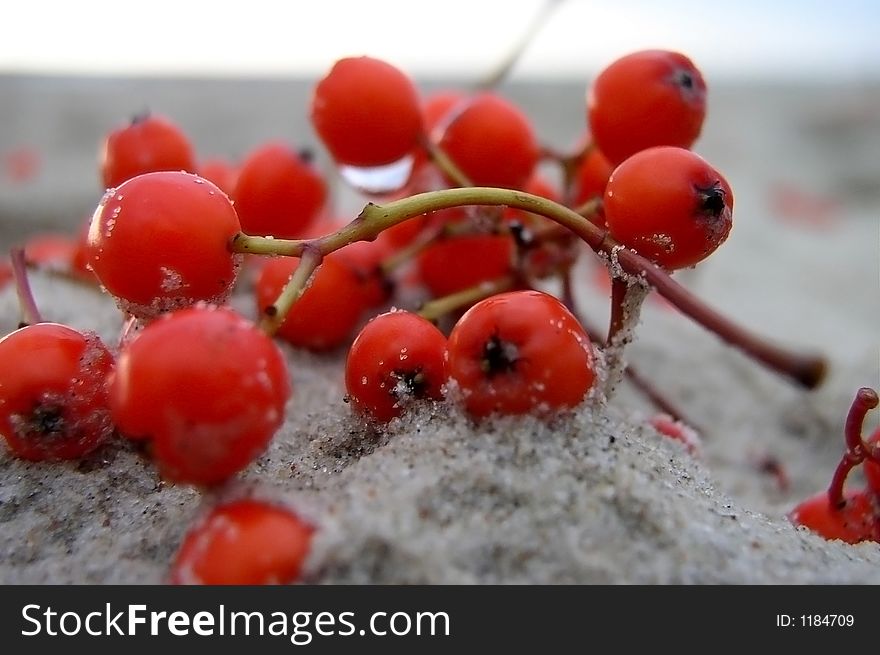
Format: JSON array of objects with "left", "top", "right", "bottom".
[{"left": 338, "top": 155, "right": 414, "bottom": 195}]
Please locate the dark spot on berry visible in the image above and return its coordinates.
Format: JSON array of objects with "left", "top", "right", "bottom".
[
  {"left": 16, "top": 403, "right": 66, "bottom": 441},
  {"left": 696, "top": 183, "right": 727, "bottom": 218},
  {"left": 481, "top": 334, "right": 519, "bottom": 377},
  {"left": 390, "top": 369, "right": 427, "bottom": 399},
  {"left": 264, "top": 305, "right": 278, "bottom": 317},
  {"left": 677, "top": 71, "right": 694, "bottom": 90}
]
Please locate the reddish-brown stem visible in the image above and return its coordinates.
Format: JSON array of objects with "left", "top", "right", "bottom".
[
  {"left": 10, "top": 247, "right": 43, "bottom": 326},
  {"left": 560, "top": 270, "right": 702, "bottom": 431},
  {"left": 827, "top": 387, "right": 879, "bottom": 509},
  {"left": 623, "top": 365, "right": 703, "bottom": 433},
  {"left": 610, "top": 247, "right": 827, "bottom": 389},
  {"left": 542, "top": 139, "right": 594, "bottom": 207},
  {"left": 844, "top": 387, "right": 878, "bottom": 452}
]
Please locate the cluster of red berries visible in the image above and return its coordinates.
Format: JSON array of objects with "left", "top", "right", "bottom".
[{"left": 8, "top": 46, "right": 842, "bottom": 586}]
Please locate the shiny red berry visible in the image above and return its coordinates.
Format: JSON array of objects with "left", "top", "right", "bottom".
[
  {"left": 346, "top": 311, "right": 447, "bottom": 423},
  {"left": 233, "top": 143, "right": 326, "bottom": 239},
  {"left": 87, "top": 171, "right": 242, "bottom": 319},
  {"left": 447, "top": 290, "right": 596, "bottom": 419},
  {"left": 170, "top": 499, "right": 313, "bottom": 585},
  {"left": 437, "top": 93, "right": 538, "bottom": 189},
  {"left": 311, "top": 56, "right": 424, "bottom": 167},
  {"left": 0, "top": 323, "right": 114, "bottom": 461},
  {"left": 588, "top": 50, "right": 707, "bottom": 165},
  {"left": 418, "top": 234, "right": 515, "bottom": 298},
  {"left": 110, "top": 306, "right": 290, "bottom": 485},
  {"left": 100, "top": 113, "right": 195, "bottom": 188},
  {"left": 604, "top": 146, "right": 733, "bottom": 270}
]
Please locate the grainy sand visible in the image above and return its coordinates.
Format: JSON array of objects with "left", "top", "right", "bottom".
[{"left": 0, "top": 77, "right": 878, "bottom": 583}]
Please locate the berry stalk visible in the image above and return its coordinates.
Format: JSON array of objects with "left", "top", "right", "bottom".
[
  {"left": 420, "top": 135, "right": 473, "bottom": 188},
  {"left": 418, "top": 275, "right": 515, "bottom": 322},
  {"left": 232, "top": 187, "right": 826, "bottom": 388},
  {"left": 604, "top": 276, "right": 650, "bottom": 397},
  {"left": 475, "top": 0, "right": 565, "bottom": 90},
  {"left": 10, "top": 247, "right": 44, "bottom": 326},
  {"left": 258, "top": 247, "right": 322, "bottom": 335},
  {"left": 827, "top": 387, "right": 879, "bottom": 509},
  {"left": 561, "top": 270, "right": 701, "bottom": 430}
]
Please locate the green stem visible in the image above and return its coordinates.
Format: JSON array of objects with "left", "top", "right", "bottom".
[
  {"left": 420, "top": 135, "right": 473, "bottom": 188},
  {"left": 232, "top": 187, "right": 826, "bottom": 388},
  {"left": 259, "top": 247, "right": 322, "bottom": 335},
  {"left": 418, "top": 276, "right": 515, "bottom": 321}
]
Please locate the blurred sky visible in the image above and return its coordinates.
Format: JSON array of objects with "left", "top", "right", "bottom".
[{"left": 2, "top": 0, "right": 878, "bottom": 81}]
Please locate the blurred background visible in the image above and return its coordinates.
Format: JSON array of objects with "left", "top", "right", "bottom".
[{"left": 1, "top": 0, "right": 878, "bottom": 236}]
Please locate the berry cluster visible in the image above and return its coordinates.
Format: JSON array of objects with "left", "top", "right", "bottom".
[{"left": 0, "top": 48, "right": 848, "bottom": 584}]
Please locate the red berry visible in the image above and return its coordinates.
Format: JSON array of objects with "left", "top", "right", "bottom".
[
  {"left": 407, "top": 90, "right": 468, "bottom": 177},
  {"left": 789, "top": 490, "right": 879, "bottom": 544},
  {"left": 588, "top": 50, "right": 707, "bottom": 165},
  {"left": 424, "top": 90, "right": 467, "bottom": 134},
  {"left": 865, "top": 427, "right": 880, "bottom": 497},
  {"left": 0, "top": 323, "right": 114, "bottom": 461},
  {"left": 87, "top": 171, "right": 242, "bottom": 319},
  {"left": 333, "top": 240, "right": 392, "bottom": 308},
  {"left": 381, "top": 213, "right": 431, "bottom": 249},
  {"left": 447, "top": 290, "right": 596, "bottom": 418},
  {"left": 0, "top": 260, "right": 11, "bottom": 290},
  {"left": 255, "top": 256, "right": 365, "bottom": 351},
  {"left": 100, "top": 113, "right": 195, "bottom": 188},
  {"left": 311, "top": 56, "right": 424, "bottom": 167},
  {"left": 572, "top": 147, "right": 614, "bottom": 209},
  {"left": 418, "top": 234, "right": 515, "bottom": 298},
  {"left": 110, "top": 306, "right": 289, "bottom": 485},
  {"left": 233, "top": 143, "right": 326, "bottom": 239},
  {"left": 346, "top": 311, "right": 447, "bottom": 422},
  {"left": 24, "top": 233, "right": 77, "bottom": 271},
  {"left": 70, "top": 218, "right": 97, "bottom": 281},
  {"left": 438, "top": 93, "right": 538, "bottom": 189},
  {"left": 604, "top": 146, "right": 733, "bottom": 270},
  {"left": 170, "top": 499, "right": 313, "bottom": 585},
  {"left": 649, "top": 414, "right": 701, "bottom": 456}
]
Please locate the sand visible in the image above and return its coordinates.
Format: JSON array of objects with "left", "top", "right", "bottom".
[{"left": 0, "top": 77, "right": 878, "bottom": 583}]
